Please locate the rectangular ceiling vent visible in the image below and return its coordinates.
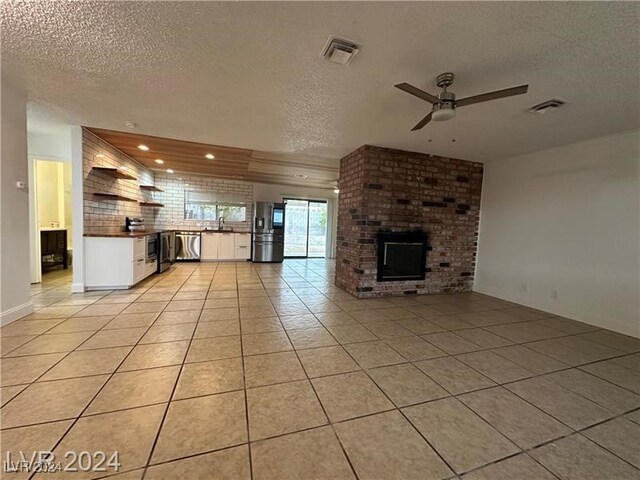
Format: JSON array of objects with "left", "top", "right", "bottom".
[
  {"left": 529, "top": 98, "right": 566, "bottom": 113},
  {"left": 321, "top": 36, "right": 360, "bottom": 66}
]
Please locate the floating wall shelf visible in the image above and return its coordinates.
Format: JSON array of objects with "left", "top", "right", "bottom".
[
  {"left": 139, "top": 202, "right": 164, "bottom": 207},
  {"left": 139, "top": 185, "right": 164, "bottom": 192},
  {"left": 93, "top": 192, "right": 138, "bottom": 202},
  {"left": 91, "top": 167, "right": 138, "bottom": 181}
]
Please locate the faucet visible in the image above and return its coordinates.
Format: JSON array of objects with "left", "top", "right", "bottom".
[{"left": 218, "top": 216, "right": 225, "bottom": 230}]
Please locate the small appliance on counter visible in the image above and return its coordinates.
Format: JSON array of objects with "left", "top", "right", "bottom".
[
  {"left": 126, "top": 217, "right": 146, "bottom": 232},
  {"left": 252, "top": 202, "right": 285, "bottom": 263},
  {"left": 175, "top": 231, "right": 201, "bottom": 261}
]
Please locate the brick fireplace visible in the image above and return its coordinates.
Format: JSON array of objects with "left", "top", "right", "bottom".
[{"left": 335, "top": 145, "right": 483, "bottom": 298}]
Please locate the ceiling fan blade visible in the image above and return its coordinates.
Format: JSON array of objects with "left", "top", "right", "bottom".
[
  {"left": 456, "top": 84, "right": 529, "bottom": 108},
  {"left": 411, "top": 111, "right": 433, "bottom": 131},
  {"left": 395, "top": 83, "right": 440, "bottom": 104}
]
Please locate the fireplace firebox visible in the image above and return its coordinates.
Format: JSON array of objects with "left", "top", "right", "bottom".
[{"left": 377, "top": 232, "right": 429, "bottom": 282}]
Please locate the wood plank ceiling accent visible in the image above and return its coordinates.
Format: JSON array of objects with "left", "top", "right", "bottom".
[{"left": 85, "top": 127, "right": 339, "bottom": 189}]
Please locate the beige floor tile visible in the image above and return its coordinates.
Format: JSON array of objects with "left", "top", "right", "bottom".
[
  {"left": 368, "top": 363, "right": 448, "bottom": 407},
  {"left": 335, "top": 410, "right": 453, "bottom": 480},
  {"left": 140, "top": 323, "right": 196, "bottom": 344},
  {"left": 484, "top": 322, "right": 563, "bottom": 343},
  {"left": 455, "top": 328, "right": 514, "bottom": 349},
  {"left": 74, "top": 304, "right": 127, "bottom": 317},
  {"left": 279, "top": 314, "right": 323, "bottom": 330},
  {"left": 430, "top": 315, "right": 476, "bottom": 331},
  {"left": 193, "top": 320, "right": 240, "bottom": 338},
  {"left": 612, "top": 352, "right": 640, "bottom": 372},
  {"left": 247, "top": 379, "right": 327, "bottom": 440},
  {"left": 395, "top": 318, "right": 446, "bottom": 335},
  {"left": 384, "top": 336, "right": 447, "bottom": 361},
  {"left": 103, "top": 312, "right": 159, "bottom": 330},
  {"left": 581, "top": 360, "right": 640, "bottom": 393},
  {"left": 202, "top": 299, "right": 239, "bottom": 311},
  {"left": 1, "top": 384, "right": 27, "bottom": 406},
  {"left": 154, "top": 309, "right": 200, "bottom": 325},
  {"left": 344, "top": 341, "right": 406, "bottom": 368},
  {"left": 583, "top": 418, "right": 640, "bottom": 468},
  {"left": 534, "top": 317, "right": 599, "bottom": 335},
  {"left": 240, "top": 305, "right": 277, "bottom": 319},
  {"left": 7, "top": 331, "right": 94, "bottom": 356},
  {"left": 146, "top": 444, "right": 250, "bottom": 479},
  {"left": 1, "top": 375, "right": 108, "bottom": 428},
  {"left": 403, "top": 397, "right": 519, "bottom": 474},
  {"left": 45, "top": 315, "right": 114, "bottom": 334},
  {"left": 51, "top": 404, "right": 165, "bottom": 478},
  {"left": 491, "top": 344, "right": 568, "bottom": 374},
  {"left": 530, "top": 434, "right": 639, "bottom": 480},
  {"left": 164, "top": 300, "right": 205, "bottom": 312},
  {"left": 186, "top": 336, "right": 241, "bottom": 362},
  {"left": 76, "top": 328, "right": 147, "bottom": 350},
  {"left": 297, "top": 345, "right": 360, "bottom": 378},
  {"left": 174, "top": 357, "right": 244, "bottom": 399},
  {"left": 119, "top": 341, "right": 189, "bottom": 371},
  {"left": 456, "top": 350, "right": 535, "bottom": 384},
  {"left": 207, "top": 290, "right": 238, "bottom": 299},
  {"left": 315, "top": 311, "right": 358, "bottom": 327},
  {"left": 1, "top": 335, "right": 38, "bottom": 356},
  {"left": 506, "top": 376, "right": 614, "bottom": 429},
  {"left": 526, "top": 338, "right": 599, "bottom": 366},
  {"left": 241, "top": 332, "right": 292, "bottom": 356},
  {"left": 555, "top": 335, "right": 626, "bottom": 361},
  {"left": 312, "top": 371, "right": 394, "bottom": 422},
  {"left": 240, "top": 316, "right": 284, "bottom": 334},
  {"left": 152, "top": 391, "right": 247, "bottom": 463},
  {"left": 421, "top": 332, "right": 483, "bottom": 355},
  {"left": 287, "top": 327, "right": 338, "bottom": 350},
  {"left": 86, "top": 366, "right": 180, "bottom": 414},
  {"left": 414, "top": 357, "right": 496, "bottom": 395},
  {"left": 31, "top": 305, "right": 86, "bottom": 318},
  {"left": 40, "top": 346, "right": 132, "bottom": 381},
  {"left": 244, "top": 351, "right": 306, "bottom": 387},
  {"left": 325, "top": 325, "right": 377, "bottom": 344},
  {"left": 363, "top": 321, "right": 413, "bottom": 339},
  {"left": 251, "top": 426, "right": 355, "bottom": 480},
  {"left": 459, "top": 386, "right": 572, "bottom": 449},
  {"left": 0, "top": 319, "right": 64, "bottom": 337},
  {"left": 578, "top": 330, "right": 640, "bottom": 353},
  {"left": 1, "top": 352, "right": 65, "bottom": 386},
  {"left": 0, "top": 420, "right": 73, "bottom": 480},
  {"left": 461, "top": 453, "right": 557, "bottom": 480},
  {"left": 121, "top": 301, "right": 169, "bottom": 315},
  {"left": 543, "top": 368, "right": 640, "bottom": 413}
]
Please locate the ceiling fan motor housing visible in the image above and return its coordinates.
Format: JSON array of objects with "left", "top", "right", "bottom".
[{"left": 432, "top": 90, "right": 456, "bottom": 121}]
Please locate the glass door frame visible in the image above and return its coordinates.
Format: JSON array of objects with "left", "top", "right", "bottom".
[{"left": 283, "top": 198, "right": 328, "bottom": 259}]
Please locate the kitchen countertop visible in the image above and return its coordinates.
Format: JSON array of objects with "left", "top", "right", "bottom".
[{"left": 84, "top": 229, "right": 251, "bottom": 237}]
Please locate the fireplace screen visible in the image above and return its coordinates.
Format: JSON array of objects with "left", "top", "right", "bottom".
[{"left": 377, "top": 232, "right": 428, "bottom": 282}]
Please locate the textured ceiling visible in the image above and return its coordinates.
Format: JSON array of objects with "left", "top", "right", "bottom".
[{"left": 2, "top": 1, "right": 639, "bottom": 165}]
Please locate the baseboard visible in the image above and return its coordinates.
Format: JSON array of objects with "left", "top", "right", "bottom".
[
  {"left": 1, "top": 301, "right": 35, "bottom": 326},
  {"left": 71, "top": 283, "right": 85, "bottom": 293}
]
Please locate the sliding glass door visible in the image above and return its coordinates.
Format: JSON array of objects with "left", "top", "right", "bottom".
[{"left": 284, "top": 199, "right": 328, "bottom": 258}]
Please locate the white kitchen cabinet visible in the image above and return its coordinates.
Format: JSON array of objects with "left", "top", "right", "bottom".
[
  {"left": 201, "top": 232, "right": 220, "bottom": 260},
  {"left": 218, "top": 233, "right": 235, "bottom": 259},
  {"left": 85, "top": 235, "right": 157, "bottom": 290},
  {"left": 234, "top": 233, "right": 251, "bottom": 260}
]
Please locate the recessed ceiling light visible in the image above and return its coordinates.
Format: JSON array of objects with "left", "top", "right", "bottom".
[
  {"left": 166, "top": 169, "right": 174, "bottom": 174},
  {"left": 154, "top": 159, "right": 164, "bottom": 164},
  {"left": 294, "top": 174, "right": 308, "bottom": 179},
  {"left": 96, "top": 154, "right": 105, "bottom": 158},
  {"left": 119, "top": 166, "right": 127, "bottom": 171},
  {"left": 205, "top": 153, "right": 215, "bottom": 160},
  {"left": 137, "top": 144, "right": 149, "bottom": 151},
  {"left": 333, "top": 188, "right": 340, "bottom": 194}
]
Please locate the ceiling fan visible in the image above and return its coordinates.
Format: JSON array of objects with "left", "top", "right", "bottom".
[{"left": 395, "top": 72, "right": 528, "bottom": 131}]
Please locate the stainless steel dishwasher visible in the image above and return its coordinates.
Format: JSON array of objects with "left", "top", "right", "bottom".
[{"left": 175, "top": 231, "right": 201, "bottom": 261}]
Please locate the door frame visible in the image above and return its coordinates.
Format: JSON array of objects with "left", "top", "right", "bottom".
[{"left": 283, "top": 198, "right": 328, "bottom": 259}]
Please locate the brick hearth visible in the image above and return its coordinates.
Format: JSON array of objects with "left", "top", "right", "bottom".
[{"left": 335, "top": 145, "right": 483, "bottom": 298}]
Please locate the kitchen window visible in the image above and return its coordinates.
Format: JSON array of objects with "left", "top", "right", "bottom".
[{"left": 184, "top": 191, "right": 247, "bottom": 222}]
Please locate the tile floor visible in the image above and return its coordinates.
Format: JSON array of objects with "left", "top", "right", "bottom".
[{"left": 1, "top": 260, "right": 639, "bottom": 479}]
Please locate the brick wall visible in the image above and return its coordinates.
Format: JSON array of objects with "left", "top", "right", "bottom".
[
  {"left": 335, "top": 145, "right": 483, "bottom": 298},
  {"left": 83, "top": 129, "right": 157, "bottom": 233},
  {"left": 153, "top": 172, "right": 253, "bottom": 232}
]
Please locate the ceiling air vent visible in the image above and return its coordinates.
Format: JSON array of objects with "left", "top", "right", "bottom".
[
  {"left": 321, "top": 36, "right": 360, "bottom": 66},
  {"left": 529, "top": 98, "right": 566, "bottom": 113}
]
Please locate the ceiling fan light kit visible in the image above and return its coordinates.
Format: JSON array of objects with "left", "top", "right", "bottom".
[{"left": 395, "top": 72, "right": 529, "bottom": 131}]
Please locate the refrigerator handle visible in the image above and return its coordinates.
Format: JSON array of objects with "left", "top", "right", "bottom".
[{"left": 267, "top": 204, "right": 273, "bottom": 232}]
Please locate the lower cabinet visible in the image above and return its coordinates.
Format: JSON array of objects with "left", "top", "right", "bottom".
[
  {"left": 85, "top": 236, "right": 157, "bottom": 290},
  {"left": 201, "top": 232, "right": 251, "bottom": 261}
]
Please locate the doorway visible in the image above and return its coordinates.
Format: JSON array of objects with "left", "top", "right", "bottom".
[{"left": 284, "top": 199, "right": 328, "bottom": 258}]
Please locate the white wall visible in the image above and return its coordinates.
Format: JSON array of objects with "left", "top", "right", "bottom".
[
  {"left": 28, "top": 129, "right": 72, "bottom": 160},
  {"left": 475, "top": 130, "right": 640, "bottom": 337},
  {"left": 253, "top": 183, "right": 338, "bottom": 258},
  {"left": 0, "top": 78, "right": 34, "bottom": 324}
]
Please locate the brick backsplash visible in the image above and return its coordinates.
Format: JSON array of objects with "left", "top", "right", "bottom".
[
  {"left": 335, "top": 145, "right": 483, "bottom": 298},
  {"left": 83, "top": 128, "right": 254, "bottom": 233}
]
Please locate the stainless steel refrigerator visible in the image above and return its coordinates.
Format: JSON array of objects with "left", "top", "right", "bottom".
[{"left": 252, "top": 202, "right": 285, "bottom": 262}]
